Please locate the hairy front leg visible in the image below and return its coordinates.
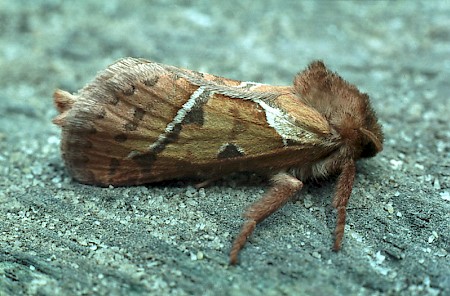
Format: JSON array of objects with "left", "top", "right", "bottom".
[
  {"left": 332, "top": 160, "right": 355, "bottom": 251},
  {"left": 229, "top": 172, "right": 303, "bottom": 265}
]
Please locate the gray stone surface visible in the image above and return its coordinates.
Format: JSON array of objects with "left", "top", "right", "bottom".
[{"left": 0, "top": 1, "right": 449, "bottom": 295}]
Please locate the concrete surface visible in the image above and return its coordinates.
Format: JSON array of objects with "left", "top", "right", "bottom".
[{"left": 0, "top": 1, "right": 449, "bottom": 295}]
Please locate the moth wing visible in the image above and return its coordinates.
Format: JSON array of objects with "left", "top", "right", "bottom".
[
  {"left": 54, "top": 58, "right": 336, "bottom": 186},
  {"left": 54, "top": 58, "right": 196, "bottom": 185}
]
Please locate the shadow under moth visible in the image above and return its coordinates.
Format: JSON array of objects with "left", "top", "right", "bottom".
[{"left": 53, "top": 58, "right": 383, "bottom": 264}]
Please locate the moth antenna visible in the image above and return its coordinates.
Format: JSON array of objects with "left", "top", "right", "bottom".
[
  {"left": 360, "top": 127, "right": 383, "bottom": 153},
  {"left": 332, "top": 160, "right": 356, "bottom": 251},
  {"left": 229, "top": 173, "right": 303, "bottom": 265}
]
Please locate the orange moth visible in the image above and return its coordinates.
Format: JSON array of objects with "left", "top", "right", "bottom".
[{"left": 53, "top": 58, "right": 383, "bottom": 264}]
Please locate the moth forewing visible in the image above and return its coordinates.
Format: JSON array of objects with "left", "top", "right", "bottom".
[{"left": 53, "top": 58, "right": 383, "bottom": 264}]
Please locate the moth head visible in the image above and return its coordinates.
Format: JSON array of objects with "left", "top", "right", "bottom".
[
  {"left": 339, "top": 92, "right": 384, "bottom": 159},
  {"left": 293, "top": 60, "right": 384, "bottom": 159}
]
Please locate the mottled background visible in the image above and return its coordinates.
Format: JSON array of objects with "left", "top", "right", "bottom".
[{"left": 1, "top": 1, "right": 449, "bottom": 295}]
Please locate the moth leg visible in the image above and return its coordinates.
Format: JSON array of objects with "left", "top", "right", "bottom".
[
  {"left": 195, "top": 177, "right": 221, "bottom": 189},
  {"left": 332, "top": 160, "right": 356, "bottom": 251},
  {"left": 229, "top": 172, "right": 303, "bottom": 265}
]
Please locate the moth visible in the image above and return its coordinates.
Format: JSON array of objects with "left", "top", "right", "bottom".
[{"left": 53, "top": 58, "right": 383, "bottom": 264}]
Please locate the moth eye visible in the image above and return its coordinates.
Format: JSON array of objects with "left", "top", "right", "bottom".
[{"left": 360, "top": 140, "right": 378, "bottom": 158}]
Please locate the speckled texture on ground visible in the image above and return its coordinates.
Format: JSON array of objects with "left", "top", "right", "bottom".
[{"left": 0, "top": 1, "right": 449, "bottom": 295}]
